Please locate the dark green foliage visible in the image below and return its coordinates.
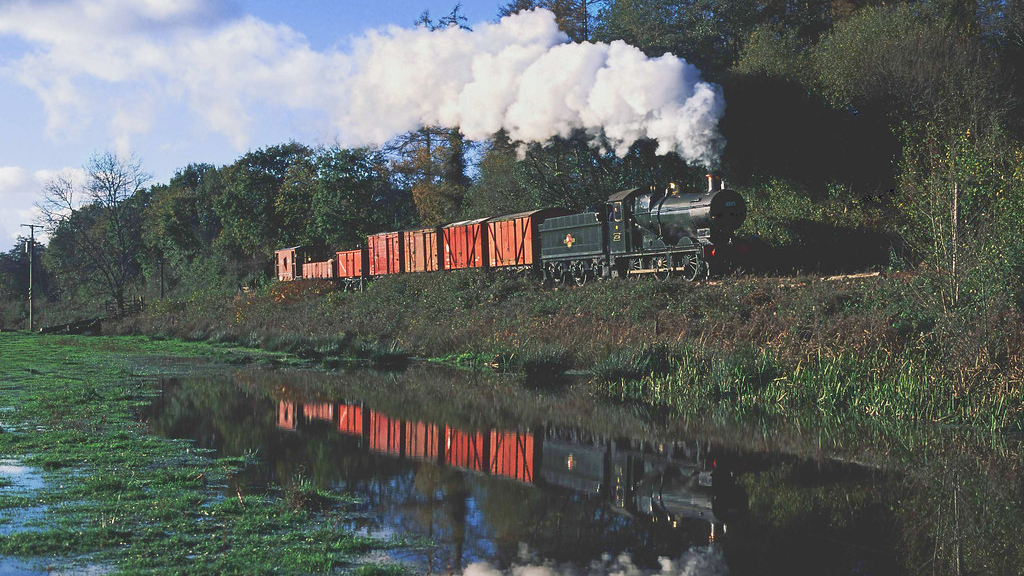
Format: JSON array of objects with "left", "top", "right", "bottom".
[{"left": 594, "top": 343, "right": 671, "bottom": 382}]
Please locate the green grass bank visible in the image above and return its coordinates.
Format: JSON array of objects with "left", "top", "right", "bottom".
[
  {"left": 0, "top": 333, "right": 406, "bottom": 575},
  {"left": 113, "top": 270, "right": 1024, "bottom": 440}
]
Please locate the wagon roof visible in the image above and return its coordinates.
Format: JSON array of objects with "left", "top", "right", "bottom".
[
  {"left": 401, "top": 225, "right": 442, "bottom": 233},
  {"left": 276, "top": 246, "right": 302, "bottom": 252},
  {"left": 487, "top": 207, "right": 572, "bottom": 222},
  {"left": 443, "top": 217, "right": 490, "bottom": 228}
]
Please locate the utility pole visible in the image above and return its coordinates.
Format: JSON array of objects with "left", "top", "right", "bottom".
[{"left": 20, "top": 224, "right": 38, "bottom": 332}]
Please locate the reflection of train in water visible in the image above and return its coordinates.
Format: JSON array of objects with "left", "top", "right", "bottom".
[{"left": 278, "top": 400, "right": 748, "bottom": 540}]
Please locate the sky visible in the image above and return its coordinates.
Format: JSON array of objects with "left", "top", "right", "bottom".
[
  {"left": 0, "top": 0, "right": 507, "bottom": 247},
  {"left": 0, "top": 0, "right": 726, "bottom": 250}
]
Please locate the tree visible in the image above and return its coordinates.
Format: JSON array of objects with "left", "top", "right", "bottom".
[
  {"left": 39, "top": 152, "right": 150, "bottom": 313},
  {"left": 595, "top": 0, "right": 832, "bottom": 77},
  {"left": 308, "top": 147, "right": 412, "bottom": 248},
  {"left": 500, "top": 0, "right": 604, "bottom": 41},
  {"left": 143, "top": 163, "right": 225, "bottom": 295},
  {"left": 214, "top": 142, "right": 313, "bottom": 281}
]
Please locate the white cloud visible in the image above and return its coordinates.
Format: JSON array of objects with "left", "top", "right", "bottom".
[
  {"left": 0, "top": 1, "right": 725, "bottom": 165},
  {"left": 0, "top": 166, "right": 27, "bottom": 191},
  {"left": 0, "top": 166, "right": 37, "bottom": 243}
]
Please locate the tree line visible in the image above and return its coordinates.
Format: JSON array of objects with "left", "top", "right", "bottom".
[{"left": 3, "top": 0, "right": 1024, "bottom": 326}]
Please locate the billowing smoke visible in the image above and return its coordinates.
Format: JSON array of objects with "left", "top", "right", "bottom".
[
  {"left": 0, "top": 2, "right": 724, "bottom": 166},
  {"left": 463, "top": 547, "right": 728, "bottom": 576},
  {"left": 340, "top": 9, "right": 725, "bottom": 165}
]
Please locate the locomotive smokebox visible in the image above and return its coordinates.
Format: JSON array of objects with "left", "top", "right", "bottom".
[{"left": 633, "top": 181, "right": 746, "bottom": 248}]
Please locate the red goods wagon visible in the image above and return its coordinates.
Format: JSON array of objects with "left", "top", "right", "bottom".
[
  {"left": 369, "top": 412, "right": 402, "bottom": 454},
  {"left": 336, "top": 249, "right": 367, "bottom": 279},
  {"left": 404, "top": 421, "right": 441, "bottom": 460},
  {"left": 338, "top": 404, "right": 363, "bottom": 437},
  {"left": 275, "top": 246, "right": 302, "bottom": 281},
  {"left": 403, "top": 227, "right": 443, "bottom": 273},
  {"left": 445, "top": 429, "right": 487, "bottom": 472},
  {"left": 487, "top": 208, "right": 572, "bottom": 269},
  {"left": 368, "top": 232, "right": 405, "bottom": 276},
  {"left": 275, "top": 246, "right": 332, "bottom": 281},
  {"left": 302, "top": 260, "right": 335, "bottom": 280},
  {"left": 490, "top": 430, "right": 535, "bottom": 483},
  {"left": 443, "top": 218, "right": 489, "bottom": 270}
]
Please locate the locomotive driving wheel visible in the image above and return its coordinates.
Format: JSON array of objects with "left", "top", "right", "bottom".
[
  {"left": 570, "top": 261, "right": 589, "bottom": 286},
  {"left": 544, "top": 263, "right": 561, "bottom": 286},
  {"left": 678, "top": 253, "right": 703, "bottom": 282},
  {"left": 627, "top": 258, "right": 643, "bottom": 279},
  {"left": 653, "top": 254, "right": 672, "bottom": 281}
]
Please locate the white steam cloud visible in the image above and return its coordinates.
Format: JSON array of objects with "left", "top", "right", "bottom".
[
  {"left": 341, "top": 10, "right": 725, "bottom": 164},
  {"left": 464, "top": 548, "right": 729, "bottom": 576},
  {"left": 0, "top": 1, "right": 725, "bottom": 166}
]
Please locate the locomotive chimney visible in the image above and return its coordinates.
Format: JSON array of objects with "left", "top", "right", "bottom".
[{"left": 707, "top": 174, "right": 722, "bottom": 192}]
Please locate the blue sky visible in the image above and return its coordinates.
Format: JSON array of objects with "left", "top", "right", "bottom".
[{"left": 0, "top": 0, "right": 507, "bottom": 246}]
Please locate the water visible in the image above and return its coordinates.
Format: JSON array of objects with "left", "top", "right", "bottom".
[{"left": 143, "top": 364, "right": 1023, "bottom": 575}]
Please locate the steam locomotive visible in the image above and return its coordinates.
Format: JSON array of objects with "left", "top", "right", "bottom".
[{"left": 275, "top": 175, "right": 747, "bottom": 287}]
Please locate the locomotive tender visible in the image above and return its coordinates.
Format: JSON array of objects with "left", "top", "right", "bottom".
[{"left": 275, "top": 175, "right": 746, "bottom": 287}]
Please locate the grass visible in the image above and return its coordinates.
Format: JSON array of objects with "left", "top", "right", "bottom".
[
  {"left": 0, "top": 332, "right": 407, "bottom": 575},
  {"left": 110, "top": 268, "right": 1024, "bottom": 442}
]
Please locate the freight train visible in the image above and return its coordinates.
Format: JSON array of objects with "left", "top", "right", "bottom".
[{"left": 276, "top": 175, "right": 747, "bottom": 288}]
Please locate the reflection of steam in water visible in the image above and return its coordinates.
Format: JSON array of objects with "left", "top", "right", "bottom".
[{"left": 465, "top": 545, "right": 728, "bottom": 576}]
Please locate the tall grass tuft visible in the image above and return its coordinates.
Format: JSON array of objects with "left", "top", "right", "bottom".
[
  {"left": 354, "top": 340, "right": 410, "bottom": 370},
  {"left": 594, "top": 343, "right": 672, "bottom": 382},
  {"left": 518, "top": 345, "right": 572, "bottom": 389}
]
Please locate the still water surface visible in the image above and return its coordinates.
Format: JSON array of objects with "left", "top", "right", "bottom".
[{"left": 144, "top": 364, "right": 1022, "bottom": 575}]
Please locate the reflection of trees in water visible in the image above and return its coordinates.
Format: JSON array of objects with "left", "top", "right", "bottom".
[{"left": 897, "top": 446, "right": 1024, "bottom": 575}]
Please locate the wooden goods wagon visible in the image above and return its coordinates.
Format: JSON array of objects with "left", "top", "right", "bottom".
[
  {"left": 368, "top": 232, "right": 405, "bottom": 276},
  {"left": 487, "top": 208, "right": 573, "bottom": 269},
  {"left": 301, "top": 260, "right": 335, "bottom": 280},
  {"left": 275, "top": 246, "right": 303, "bottom": 281},
  {"left": 403, "top": 227, "right": 443, "bottom": 273},
  {"left": 443, "top": 218, "right": 489, "bottom": 270},
  {"left": 275, "top": 246, "right": 331, "bottom": 281},
  {"left": 336, "top": 249, "right": 367, "bottom": 279}
]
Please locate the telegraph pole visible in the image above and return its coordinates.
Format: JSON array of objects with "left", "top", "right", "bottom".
[{"left": 20, "top": 224, "right": 38, "bottom": 332}]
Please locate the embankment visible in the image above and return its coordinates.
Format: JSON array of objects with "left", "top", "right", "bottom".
[{"left": 112, "top": 269, "right": 1024, "bottom": 437}]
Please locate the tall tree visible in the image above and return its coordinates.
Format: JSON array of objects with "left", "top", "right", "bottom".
[
  {"left": 500, "top": 0, "right": 604, "bottom": 41},
  {"left": 214, "top": 142, "right": 313, "bottom": 279},
  {"left": 39, "top": 152, "right": 150, "bottom": 313},
  {"left": 387, "top": 7, "right": 475, "bottom": 226}
]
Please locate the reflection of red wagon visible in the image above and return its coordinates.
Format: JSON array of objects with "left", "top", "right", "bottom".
[
  {"left": 276, "top": 401, "right": 538, "bottom": 484},
  {"left": 491, "top": 430, "right": 535, "bottom": 483},
  {"left": 338, "top": 404, "right": 363, "bottom": 436}
]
